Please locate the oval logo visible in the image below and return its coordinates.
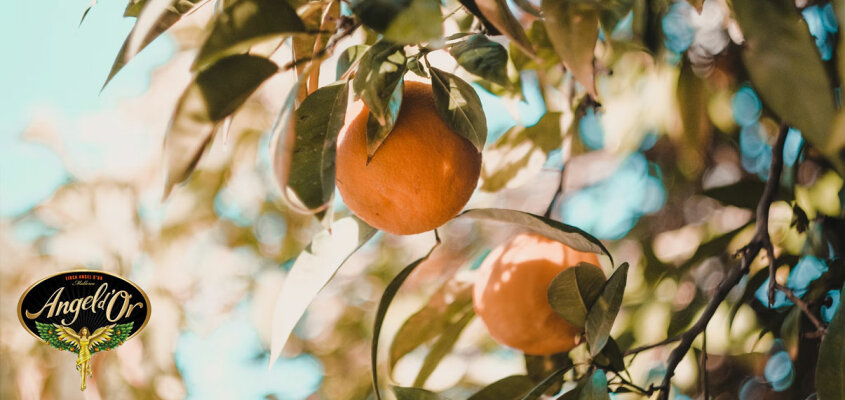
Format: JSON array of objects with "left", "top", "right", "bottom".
[{"left": 17, "top": 270, "right": 150, "bottom": 391}]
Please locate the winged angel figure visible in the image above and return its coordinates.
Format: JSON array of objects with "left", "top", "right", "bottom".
[{"left": 35, "top": 321, "right": 133, "bottom": 390}]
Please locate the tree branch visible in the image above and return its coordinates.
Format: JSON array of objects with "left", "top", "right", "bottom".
[{"left": 654, "top": 124, "right": 789, "bottom": 400}]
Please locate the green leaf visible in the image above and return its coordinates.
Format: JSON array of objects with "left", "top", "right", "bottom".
[
  {"left": 510, "top": 21, "right": 560, "bottom": 71},
  {"left": 163, "top": 54, "right": 277, "bottom": 197},
  {"left": 269, "top": 216, "right": 377, "bottom": 366},
  {"left": 105, "top": 0, "right": 207, "bottom": 87},
  {"left": 459, "top": 208, "right": 612, "bottom": 261},
  {"left": 469, "top": 375, "right": 535, "bottom": 400},
  {"left": 389, "top": 282, "right": 473, "bottom": 369},
  {"left": 480, "top": 112, "right": 560, "bottom": 192},
  {"left": 548, "top": 262, "right": 606, "bottom": 328},
  {"left": 372, "top": 242, "right": 439, "bottom": 400},
  {"left": 449, "top": 34, "right": 509, "bottom": 86},
  {"left": 703, "top": 180, "right": 791, "bottom": 209},
  {"left": 599, "top": 0, "right": 636, "bottom": 34},
  {"left": 541, "top": 0, "right": 599, "bottom": 98},
  {"left": 429, "top": 67, "right": 487, "bottom": 152},
  {"left": 413, "top": 309, "right": 474, "bottom": 386},
  {"left": 79, "top": 0, "right": 97, "bottom": 26},
  {"left": 351, "top": 0, "right": 443, "bottom": 44},
  {"left": 585, "top": 263, "right": 628, "bottom": 356},
  {"left": 393, "top": 386, "right": 448, "bottom": 400},
  {"left": 579, "top": 370, "right": 610, "bottom": 400},
  {"left": 337, "top": 45, "right": 369, "bottom": 80},
  {"left": 193, "top": 0, "right": 305, "bottom": 70},
  {"left": 520, "top": 364, "right": 572, "bottom": 400},
  {"left": 288, "top": 81, "right": 349, "bottom": 210},
  {"left": 475, "top": 0, "right": 536, "bottom": 56},
  {"left": 408, "top": 56, "right": 429, "bottom": 78},
  {"left": 352, "top": 41, "right": 407, "bottom": 158},
  {"left": 816, "top": 284, "right": 844, "bottom": 400},
  {"left": 594, "top": 338, "right": 625, "bottom": 372},
  {"left": 733, "top": 0, "right": 842, "bottom": 173}
]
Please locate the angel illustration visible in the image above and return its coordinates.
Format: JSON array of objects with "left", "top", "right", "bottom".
[{"left": 35, "top": 321, "right": 133, "bottom": 390}]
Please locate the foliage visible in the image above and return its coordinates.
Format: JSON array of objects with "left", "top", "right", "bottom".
[{"left": 11, "top": 0, "right": 845, "bottom": 398}]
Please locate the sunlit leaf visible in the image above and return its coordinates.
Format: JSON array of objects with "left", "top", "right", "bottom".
[
  {"left": 816, "top": 284, "right": 844, "bottom": 400},
  {"left": 542, "top": 0, "right": 599, "bottom": 98},
  {"left": 459, "top": 208, "right": 612, "bottom": 261},
  {"left": 337, "top": 44, "right": 369, "bottom": 80},
  {"left": 469, "top": 375, "right": 535, "bottom": 400},
  {"left": 351, "top": 0, "right": 443, "bottom": 44},
  {"left": 106, "top": 0, "right": 208, "bottom": 87},
  {"left": 193, "top": 0, "right": 305, "bottom": 70},
  {"left": 585, "top": 263, "right": 628, "bottom": 356},
  {"left": 390, "top": 282, "right": 473, "bottom": 369},
  {"left": 269, "top": 217, "right": 377, "bottom": 366},
  {"left": 393, "top": 386, "right": 448, "bottom": 400},
  {"left": 733, "top": 0, "right": 842, "bottom": 173},
  {"left": 449, "top": 34, "right": 509, "bottom": 86},
  {"left": 352, "top": 41, "right": 407, "bottom": 158},
  {"left": 372, "top": 241, "right": 439, "bottom": 400},
  {"left": 163, "top": 54, "right": 277, "bottom": 197},
  {"left": 413, "top": 310, "right": 474, "bottom": 386},
  {"left": 430, "top": 67, "right": 487, "bottom": 152},
  {"left": 548, "top": 262, "right": 606, "bottom": 327},
  {"left": 481, "top": 112, "right": 562, "bottom": 192},
  {"left": 475, "top": 0, "right": 535, "bottom": 56},
  {"left": 288, "top": 81, "right": 349, "bottom": 210}
]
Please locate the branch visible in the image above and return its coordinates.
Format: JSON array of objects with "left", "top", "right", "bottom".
[
  {"left": 654, "top": 124, "right": 789, "bottom": 400},
  {"left": 774, "top": 283, "right": 826, "bottom": 333},
  {"left": 623, "top": 335, "right": 680, "bottom": 356}
]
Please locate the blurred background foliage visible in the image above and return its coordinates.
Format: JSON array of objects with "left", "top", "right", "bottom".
[{"left": 2, "top": 0, "right": 845, "bottom": 399}]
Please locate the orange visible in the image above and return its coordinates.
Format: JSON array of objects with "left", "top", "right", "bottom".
[
  {"left": 473, "top": 232, "right": 601, "bottom": 355},
  {"left": 335, "top": 81, "right": 482, "bottom": 235}
]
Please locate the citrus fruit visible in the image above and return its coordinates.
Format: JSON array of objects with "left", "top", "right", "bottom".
[
  {"left": 335, "top": 81, "right": 482, "bottom": 235},
  {"left": 473, "top": 232, "right": 601, "bottom": 355}
]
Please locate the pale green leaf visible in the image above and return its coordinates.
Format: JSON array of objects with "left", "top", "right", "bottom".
[{"left": 542, "top": 0, "right": 599, "bottom": 98}]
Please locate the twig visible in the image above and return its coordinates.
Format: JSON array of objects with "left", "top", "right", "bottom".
[
  {"left": 623, "top": 335, "right": 681, "bottom": 356},
  {"left": 774, "top": 283, "right": 826, "bottom": 333},
  {"left": 654, "top": 124, "right": 790, "bottom": 400}
]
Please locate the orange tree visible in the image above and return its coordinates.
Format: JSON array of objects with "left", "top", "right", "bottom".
[{"left": 104, "top": 0, "right": 844, "bottom": 399}]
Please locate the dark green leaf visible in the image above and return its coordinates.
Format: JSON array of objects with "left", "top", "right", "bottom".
[
  {"left": 594, "top": 338, "right": 625, "bottom": 372},
  {"left": 413, "top": 310, "right": 475, "bottom": 386},
  {"left": 469, "top": 375, "right": 535, "bottom": 400},
  {"left": 579, "top": 370, "right": 610, "bottom": 400},
  {"left": 599, "top": 0, "right": 636, "bottom": 34},
  {"left": 449, "top": 34, "right": 509, "bottom": 86},
  {"left": 393, "top": 387, "right": 448, "bottom": 400},
  {"left": 268, "top": 216, "right": 377, "bottom": 365},
  {"left": 408, "top": 57, "right": 429, "bottom": 78},
  {"left": 390, "top": 282, "right": 473, "bottom": 369},
  {"left": 733, "top": 0, "right": 842, "bottom": 174},
  {"left": 106, "top": 0, "right": 207, "bottom": 87},
  {"left": 163, "top": 54, "right": 277, "bottom": 197},
  {"left": 372, "top": 244, "right": 439, "bottom": 400},
  {"left": 337, "top": 45, "right": 368, "bottom": 80},
  {"left": 194, "top": 0, "right": 305, "bottom": 70},
  {"left": 703, "top": 180, "right": 790, "bottom": 209},
  {"left": 520, "top": 364, "right": 572, "bottom": 400},
  {"left": 352, "top": 41, "right": 407, "bottom": 158},
  {"left": 429, "top": 67, "right": 487, "bottom": 152},
  {"left": 585, "top": 263, "right": 628, "bottom": 356},
  {"left": 288, "top": 81, "right": 349, "bottom": 210},
  {"left": 475, "top": 0, "right": 535, "bottom": 56},
  {"left": 459, "top": 208, "right": 612, "bottom": 261},
  {"left": 816, "top": 284, "right": 844, "bottom": 400},
  {"left": 548, "top": 262, "right": 606, "bottom": 327},
  {"left": 541, "top": 0, "right": 599, "bottom": 98},
  {"left": 351, "top": 0, "right": 443, "bottom": 44}
]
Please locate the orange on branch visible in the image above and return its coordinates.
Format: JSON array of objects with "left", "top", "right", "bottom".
[
  {"left": 473, "top": 232, "right": 601, "bottom": 355},
  {"left": 335, "top": 81, "right": 482, "bottom": 235}
]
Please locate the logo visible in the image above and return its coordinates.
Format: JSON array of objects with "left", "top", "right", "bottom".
[{"left": 18, "top": 270, "right": 150, "bottom": 391}]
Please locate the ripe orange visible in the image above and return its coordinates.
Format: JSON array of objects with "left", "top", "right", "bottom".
[
  {"left": 335, "top": 81, "right": 482, "bottom": 235},
  {"left": 473, "top": 232, "right": 601, "bottom": 355}
]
